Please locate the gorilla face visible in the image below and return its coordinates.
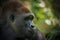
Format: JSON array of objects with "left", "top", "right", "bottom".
[{"left": 7, "top": 12, "right": 35, "bottom": 38}]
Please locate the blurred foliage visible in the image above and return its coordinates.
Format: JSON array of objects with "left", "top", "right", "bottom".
[
  {"left": 21, "top": 0, "right": 60, "bottom": 40},
  {"left": 29, "top": 0, "right": 60, "bottom": 40},
  {"left": 29, "top": 0, "right": 54, "bottom": 34}
]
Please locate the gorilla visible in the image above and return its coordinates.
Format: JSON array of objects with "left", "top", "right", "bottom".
[{"left": 0, "top": 0, "right": 45, "bottom": 40}]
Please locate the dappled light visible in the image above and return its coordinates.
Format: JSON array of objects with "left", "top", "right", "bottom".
[{"left": 29, "top": 0, "right": 60, "bottom": 40}]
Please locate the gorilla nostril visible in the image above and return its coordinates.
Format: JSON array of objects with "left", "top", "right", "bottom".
[{"left": 31, "top": 25, "right": 34, "bottom": 28}]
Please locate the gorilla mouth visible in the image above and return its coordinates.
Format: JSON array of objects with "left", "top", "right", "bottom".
[{"left": 25, "top": 30, "right": 34, "bottom": 38}]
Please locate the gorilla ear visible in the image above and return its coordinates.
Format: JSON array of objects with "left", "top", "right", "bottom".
[{"left": 9, "top": 14, "right": 15, "bottom": 22}]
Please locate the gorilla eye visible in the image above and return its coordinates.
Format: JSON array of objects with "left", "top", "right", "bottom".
[
  {"left": 24, "top": 15, "right": 34, "bottom": 21},
  {"left": 9, "top": 14, "right": 15, "bottom": 22}
]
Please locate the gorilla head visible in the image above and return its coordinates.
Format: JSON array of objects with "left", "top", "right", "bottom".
[{"left": 0, "top": 0, "right": 45, "bottom": 40}]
